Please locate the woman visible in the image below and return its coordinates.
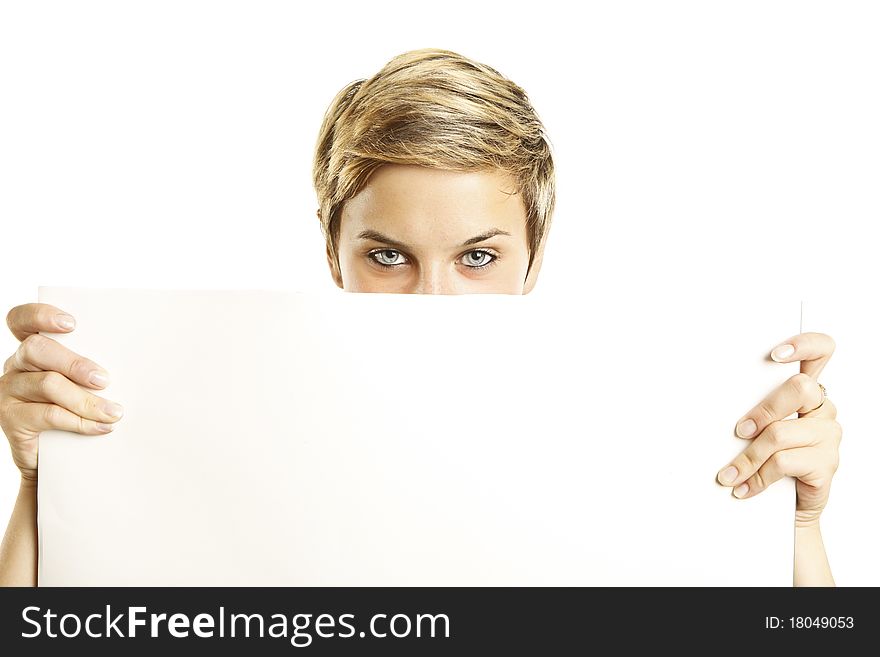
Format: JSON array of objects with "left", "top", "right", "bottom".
[{"left": 0, "top": 48, "right": 840, "bottom": 586}]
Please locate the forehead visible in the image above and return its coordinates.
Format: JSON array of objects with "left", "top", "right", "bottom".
[{"left": 340, "top": 164, "right": 527, "bottom": 244}]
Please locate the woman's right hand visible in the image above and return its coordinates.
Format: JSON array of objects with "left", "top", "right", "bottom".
[{"left": 0, "top": 303, "right": 124, "bottom": 482}]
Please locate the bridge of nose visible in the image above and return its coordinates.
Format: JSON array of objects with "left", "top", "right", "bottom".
[{"left": 411, "top": 261, "right": 454, "bottom": 294}]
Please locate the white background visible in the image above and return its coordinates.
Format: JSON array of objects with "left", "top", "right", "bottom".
[{"left": 1, "top": 1, "right": 878, "bottom": 584}]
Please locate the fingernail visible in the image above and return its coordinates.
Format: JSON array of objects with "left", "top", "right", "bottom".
[
  {"left": 734, "top": 483, "right": 750, "bottom": 498},
  {"left": 103, "top": 401, "right": 124, "bottom": 419},
  {"left": 96, "top": 422, "right": 114, "bottom": 432},
  {"left": 55, "top": 314, "right": 76, "bottom": 330},
  {"left": 737, "top": 418, "right": 757, "bottom": 438},
  {"left": 89, "top": 370, "right": 109, "bottom": 387},
  {"left": 771, "top": 344, "right": 795, "bottom": 361},
  {"left": 718, "top": 465, "right": 738, "bottom": 485}
]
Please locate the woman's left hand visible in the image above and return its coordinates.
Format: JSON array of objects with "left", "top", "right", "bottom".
[{"left": 716, "top": 332, "right": 841, "bottom": 528}]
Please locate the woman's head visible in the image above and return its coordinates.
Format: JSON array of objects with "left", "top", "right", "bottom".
[{"left": 312, "top": 48, "right": 555, "bottom": 294}]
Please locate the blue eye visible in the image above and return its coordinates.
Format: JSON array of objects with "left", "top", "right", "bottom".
[
  {"left": 462, "top": 250, "right": 497, "bottom": 269},
  {"left": 370, "top": 249, "right": 407, "bottom": 267}
]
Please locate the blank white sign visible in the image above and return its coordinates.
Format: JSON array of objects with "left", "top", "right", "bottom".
[{"left": 36, "top": 286, "right": 797, "bottom": 585}]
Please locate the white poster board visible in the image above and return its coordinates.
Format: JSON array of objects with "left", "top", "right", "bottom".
[{"left": 36, "top": 287, "right": 797, "bottom": 585}]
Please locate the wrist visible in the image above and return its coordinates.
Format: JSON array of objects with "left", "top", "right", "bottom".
[
  {"left": 795, "top": 508, "right": 823, "bottom": 530},
  {"left": 19, "top": 473, "right": 38, "bottom": 492},
  {"left": 795, "top": 520, "right": 822, "bottom": 539}
]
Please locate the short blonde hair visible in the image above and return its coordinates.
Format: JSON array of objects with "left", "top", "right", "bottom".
[{"left": 312, "top": 48, "right": 556, "bottom": 278}]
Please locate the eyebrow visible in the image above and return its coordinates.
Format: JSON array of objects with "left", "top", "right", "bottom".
[{"left": 355, "top": 228, "right": 512, "bottom": 249}]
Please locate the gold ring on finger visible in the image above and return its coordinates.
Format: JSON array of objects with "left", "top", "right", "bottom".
[{"left": 806, "top": 382, "right": 828, "bottom": 413}]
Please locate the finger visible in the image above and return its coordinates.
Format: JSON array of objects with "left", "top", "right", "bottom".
[
  {"left": 801, "top": 396, "right": 837, "bottom": 421},
  {"left": 3, "top": 333, "right": 110, "bottom": 389},
  {"left": 717, "top": 417, "right": 835, "bottom": 487},
  {"left": 6, "top": 303, "right": 76, "bottom": 342},
  {"left": 727, "top": 446, "right": 837, "bottom": 500},
  {"left": 3, "top": 400, "right": 116, "bottom": 435},
  {"left": 734, "top": 372, "right": 825, "bottom": 439},
  {"left": 5, "top": 371, "right": 124, "bottom": 424},
  {"left": 768, "top": 332, "right": 836, "bottom": 379}
]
